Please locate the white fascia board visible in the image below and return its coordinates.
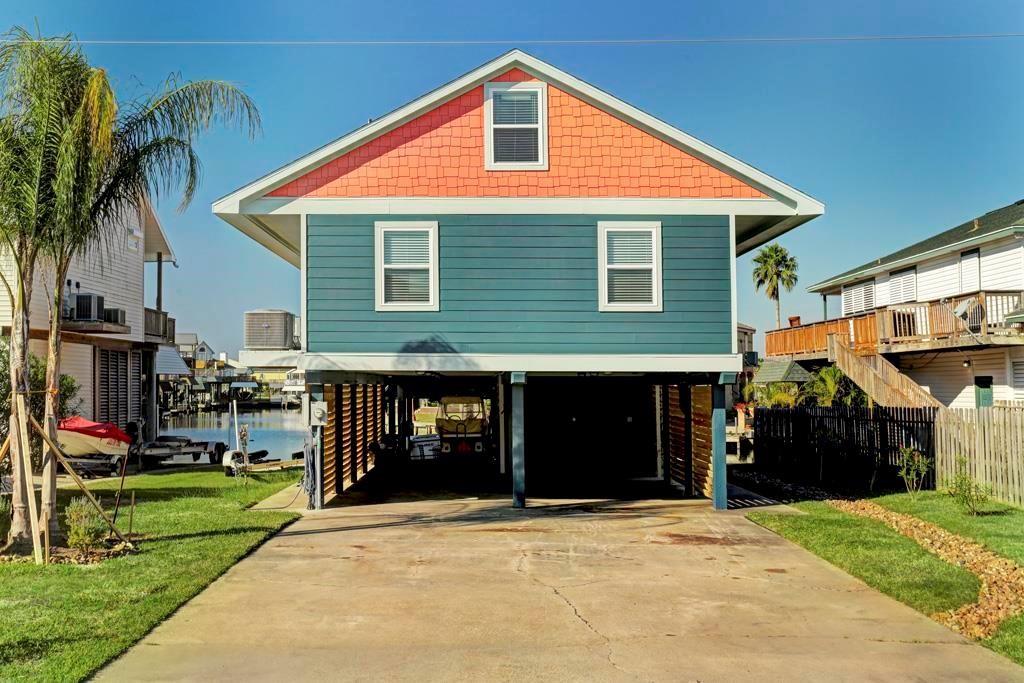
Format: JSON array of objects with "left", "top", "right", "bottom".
[
  {"left": 248, "top": 196, "right": 794, "bottom": 217},
  {"left": 213, "top": 49, "right": 823, "bottom": 220},
  {"left": 808, "top": 226, "right": 1024, "bottom": 294},
  {"left": 298, "top": 352, "right": 742, "bottom": 374}
]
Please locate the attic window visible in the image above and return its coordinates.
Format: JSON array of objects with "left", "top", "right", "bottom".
[{"left": 484, "top": 82, "right": 547, "bottom": 170}]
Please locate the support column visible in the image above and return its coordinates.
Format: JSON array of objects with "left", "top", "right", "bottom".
[
  {"left": 510, "top": 372, "right": 526, "bottom": 508},
  {"left": 144, "top": 350, "right": 158, "bottom": 442},
  {"left": 156, "top": 252, "right": 163, "bottom": 312},
  {"left": 821, "top": 293, "right": 828, "bottom": 321},
  {"left": 712, "top": 381, "right": 728, "bottom": 511}
]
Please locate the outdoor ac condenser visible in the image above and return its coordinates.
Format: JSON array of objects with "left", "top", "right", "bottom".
[
  {"left": 70, "top": 293, "right": 104, "bottom": 321},
  {"left": 103, "top": 307, "right": 127, "bottom": 325}
]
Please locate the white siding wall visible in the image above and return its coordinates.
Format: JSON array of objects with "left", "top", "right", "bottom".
[
  {"left": 898, "top": 348, "right": 1013, "bottom": 408},
  {"left": 916, "top": 253, "right": 960, "bottom": 302},
  {"left": 980, "top": 239, "right": 1024, "bottom": 291},
  {"left": 874, "top": 273, "right": 890, "bottom": 308},
  {"left": 0, "top": 211, "right": 144, "bottom": 341},
  {"left": 875, "top": 237, "right": 1023, "bottom": 307},
  {"left": 28, "top": 338, "right": 94, "bottom": 420}
]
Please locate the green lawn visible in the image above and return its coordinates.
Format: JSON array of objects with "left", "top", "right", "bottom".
[
  {"left": 749, "top": 492, "right": 1024, "bottom": 667},
  {"left": 0, "top": 468, "right": 300, "bottom": 682}
]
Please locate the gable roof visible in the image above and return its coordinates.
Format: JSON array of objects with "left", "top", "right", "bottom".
[
  {"left": 213, "top": 50, "right": 824, "bottom": 265},
  {"left": 810, "top": 199, "right": 1024, "bottom": 293}
]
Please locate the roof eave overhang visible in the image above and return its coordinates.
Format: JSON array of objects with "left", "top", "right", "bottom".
[{"left": 808, "top": 225, "right": 1024, "bottom": 295}]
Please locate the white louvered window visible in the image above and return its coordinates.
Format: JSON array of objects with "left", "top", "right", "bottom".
[
  {"left": 889, "top": 268, "right": 917, "bottom": 304},
  {"left": 1013, "top": 361, "right": 1024, "bottom": 401},
  {"left": 841, "top": 280, "right": 876, "bottom": 316},
  {"left": 484, "top": 82, "right": 547, "bottom": 170},
  {"left": 598, "top": 222, "right": 662, "bottom": 312},
  {"left": 374, "top": 221, "right": 439, "bottom": 311}
]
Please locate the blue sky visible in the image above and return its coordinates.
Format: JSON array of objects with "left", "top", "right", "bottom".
[{"left": 4, "top": 1, "right": 1023, "bottom": 355}]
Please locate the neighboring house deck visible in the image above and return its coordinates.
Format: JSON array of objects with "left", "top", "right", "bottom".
[
  {"left": 214, "top": 50, "right": 824, "bottom": 509},
  {"left": 765, "top": 199, "right": 1024, "bottom": 409}
]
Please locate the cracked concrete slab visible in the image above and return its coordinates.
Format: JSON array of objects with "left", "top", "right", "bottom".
[{"left": 99, "top": 497, "right": 1024, "bottom": 682}]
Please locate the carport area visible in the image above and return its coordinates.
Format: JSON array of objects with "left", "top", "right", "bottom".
[
  {"left": 100, "top": 496, "right": 1021, "bottom": 681},
  {"left": 306, "top": 371, "right": 731, "bottom": 511}
]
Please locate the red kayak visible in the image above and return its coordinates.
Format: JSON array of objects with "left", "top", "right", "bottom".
[{"left": 57, "top": 416, "right": 132, "bottom": 458}]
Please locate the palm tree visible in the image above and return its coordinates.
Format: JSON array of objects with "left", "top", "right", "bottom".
[
  {"left": 799, "top": 365, "right": 867, "bottom": 408},
  {"left": 0, "top": 29, "right": 106, "bottom": 548},
  {"left": 37, "top": 64, "right": 260, "bottom": 533},
  {"left": 752, "top": 244, "right": 798, "bottom": 329}
]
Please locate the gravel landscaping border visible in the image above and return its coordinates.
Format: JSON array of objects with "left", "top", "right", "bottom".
[{"left": 828, "top": 499, "right": 1024, "bottom": 639}]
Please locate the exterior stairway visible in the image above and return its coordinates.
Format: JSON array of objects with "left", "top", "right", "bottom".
[{"left": 826, "top": 334, "right": 945, "bottom": 409}]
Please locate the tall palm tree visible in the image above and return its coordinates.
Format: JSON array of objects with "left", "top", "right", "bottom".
[
  {"left": 752, "top": 243, "right": 798, "bottom": 330},
  {"left": 0, "top": 29, "right": 105, "bottom": 548},
  {"left": 38, "top": 66, "right": 260, "bottom": 533}
]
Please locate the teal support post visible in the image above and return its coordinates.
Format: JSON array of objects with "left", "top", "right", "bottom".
[
  {"left": 511, "top": 372, "right": 527, "bottom": 508},
  {"left": 712, "top": 382, "right": 728, "bottom": 510}
]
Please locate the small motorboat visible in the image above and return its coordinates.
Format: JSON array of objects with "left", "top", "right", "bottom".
[{"left": 57, "top": 416, "right": 132, "bottom": 460}]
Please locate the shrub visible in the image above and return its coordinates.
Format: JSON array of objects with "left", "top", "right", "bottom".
[
  {"left": 944, "top": 456, "right": 991, "bottom": 516},
  {"left": 897, "top": 446, "right": 932, "bottom": 500},
  {"left": 64, "top": 496, "right": 106, "bottom": 551}
]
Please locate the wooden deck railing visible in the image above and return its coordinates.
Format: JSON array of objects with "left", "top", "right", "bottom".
[
  {"left": 765, "top": 289, "right": 1024, "bottom": 358},
  {"left": 765, "top": 312, "right": 878, "bottom": 357},
  {"left": 144, "top": 307, "right": 176, "bottom": 343}
]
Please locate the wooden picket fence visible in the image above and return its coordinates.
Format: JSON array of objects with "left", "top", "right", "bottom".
[{"left": 936, "top": 407, "right": 1024, "bottom": 507}]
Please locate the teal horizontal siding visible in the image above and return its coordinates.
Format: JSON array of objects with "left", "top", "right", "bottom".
[{"left": 306, "top": 214, "right": 732, "bottom": 355}]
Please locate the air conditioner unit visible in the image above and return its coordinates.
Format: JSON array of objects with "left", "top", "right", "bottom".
[
  {"left": 244, "top": 309, "right": 297, "bottom": 350},
  {"left": 70, "top": 293, "right": 104, "bottom": 321},
  {"left": 103, "top": 307, "right": 126, "bottom": 325}
]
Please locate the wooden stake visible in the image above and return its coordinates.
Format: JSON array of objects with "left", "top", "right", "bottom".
[
  {"left": 109, "top": 423, "right": 132, "bottom": 527},
  {"left": 15, "top": 395, "right": 43, "bottom": 564},
  {"left": 28, "top": 414, "right": 129, "bottom": 545},
  {"left": 128, "top": 491, "right": 135, "bottom": 536},
  {"left": 41, "top": 510, "right": 50, "bottom": 565},
  {"left": 0, "top": 432, "right": 11, "bottom": 467}
]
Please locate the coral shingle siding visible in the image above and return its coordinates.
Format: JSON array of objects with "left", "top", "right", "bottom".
[{"left": 270, "top": 69, "right": 764, "bottom": 200}]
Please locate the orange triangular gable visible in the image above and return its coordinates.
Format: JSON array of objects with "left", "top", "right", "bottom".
[{"left": 269, "top": 69, "right": 765, "bottom": 199}]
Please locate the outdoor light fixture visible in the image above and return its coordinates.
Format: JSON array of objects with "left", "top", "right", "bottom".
[{"left": 963, "top": 359, "right": 972, "bottom": 368}]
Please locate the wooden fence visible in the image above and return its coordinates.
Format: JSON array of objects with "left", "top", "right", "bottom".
[
  {"left": 755, "top": 406, "right": 937, "bottom": 489},
  {"left": 936, "top": 407, "right": 1024, "bottom": 507}
]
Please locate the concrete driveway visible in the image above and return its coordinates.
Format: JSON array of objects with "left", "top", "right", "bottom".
[{"left": 101, "top": 496, "right": 1023, "bottom": 682}]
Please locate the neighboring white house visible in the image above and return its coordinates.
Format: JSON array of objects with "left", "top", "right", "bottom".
[
  {"left": 0, "top": 200, "right": 180, "bottom": 436},
  {"left": 794, "top": 199, "right": 1024, "bottom": 408}
]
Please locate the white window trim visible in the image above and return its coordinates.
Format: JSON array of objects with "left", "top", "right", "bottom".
[
  {"left": 484, "top": 81, "right": 548, "bottom": 171},
  {"left": 597, "top": 221, "right": 663, "bottom": 312},
  {"left": 374, "top": 221, "right": 439, "bottom": 312}
]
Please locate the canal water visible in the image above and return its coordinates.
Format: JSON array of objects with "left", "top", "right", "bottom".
[{"left": 161, "top": 409, "right": 307, "bottom": 463}]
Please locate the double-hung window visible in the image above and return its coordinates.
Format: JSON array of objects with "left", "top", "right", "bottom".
[
  {"left": 374, "top": 221, "right": 439, "bottom": 311},
  {"left": 484, "top": 82, "right": 548, "bottom": 170},
  {"left": 598, "top": 221, "right": 663, "bottom": 311}
]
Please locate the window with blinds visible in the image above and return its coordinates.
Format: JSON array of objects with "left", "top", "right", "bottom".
[
  {"left": 375, "top": 221, "right": 439, "bottom": 311},
  {"left": 598, "top": 222, "right": 662, "bottom": 311},
  {"left": 485, "top": 82, "right": 547, "bottom": 169},
  {"left": 841, "top": 280, "right": 876, "bottom": 316},
  {"left": 888, "top": 268, "right": 917, "bottom": 305}
]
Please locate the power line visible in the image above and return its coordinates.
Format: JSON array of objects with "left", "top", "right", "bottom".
[{"left": 2, "top": 33, "right": 1024, "bottom": 47}]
